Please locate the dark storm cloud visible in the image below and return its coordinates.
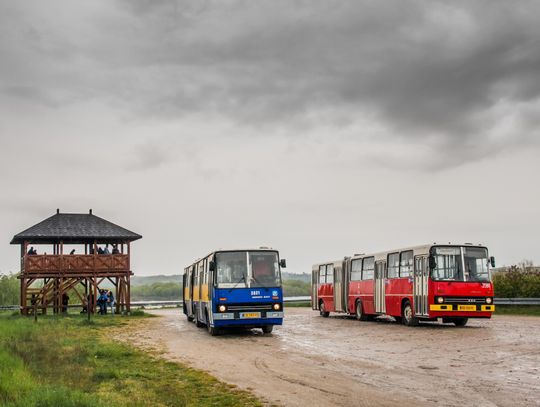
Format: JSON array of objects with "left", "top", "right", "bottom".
[{"left": 1, "top": 0, "right": 540, "bottom": 168}]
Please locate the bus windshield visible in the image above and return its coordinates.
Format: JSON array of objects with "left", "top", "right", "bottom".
[
  {"left": 464, "top": 247, "right": 490, "bottom": 282},
  {"left": 431, "top": 246, "right": 490, "bottom": 282},
  {"left": 215, "top": 251, "right": 281, "bottom": 288}
]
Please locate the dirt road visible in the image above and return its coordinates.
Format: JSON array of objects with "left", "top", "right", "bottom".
[{"left": 123, "top": 308, "right": 540, "bottom": 407}]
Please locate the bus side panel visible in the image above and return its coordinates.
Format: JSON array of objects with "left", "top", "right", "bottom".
[
  {"left": 360, "top": 280, "right": 375, "bottom": 314},
  {"left": 385, "top": 278, "right": 413, "bottom": 317},
  {"left": 348, "top": 281, "right": 359, "bottom": 313},
  {"left": 318, "top": 283, "right": 334, "bottom": 311}
]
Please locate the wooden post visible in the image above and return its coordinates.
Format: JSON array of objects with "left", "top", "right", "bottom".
[{"left": 115, "top": 277, "right": 120, "bottom": 315}]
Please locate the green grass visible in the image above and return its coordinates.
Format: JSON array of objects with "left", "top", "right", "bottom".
[
  {"left": 0, "top": 312, "right": 262, "bottom": 407},
  {"left": 494, "top": 305, "right": 540, "bottom": 316},
  {"left": 284, "top": 301, "right": 311, "bottom": 308}
]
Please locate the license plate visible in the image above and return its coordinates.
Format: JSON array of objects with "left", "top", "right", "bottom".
[
  {"left": 240, "top": 312, "right": 261, "bottom": 319},
  {"left": 458, "top": 305, "right": 476, "bottom": 311}
]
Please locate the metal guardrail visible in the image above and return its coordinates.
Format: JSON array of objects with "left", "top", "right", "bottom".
[
  {"left": 0, "top": 305, "right": 19, "bottom": 311},
  {"left": 494, "top": 298, "right": 540, "bottom": 305}
]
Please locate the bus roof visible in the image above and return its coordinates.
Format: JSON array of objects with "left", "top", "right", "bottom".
[{"left": 314, "top": 242, "right": 488, "bottom": 267}]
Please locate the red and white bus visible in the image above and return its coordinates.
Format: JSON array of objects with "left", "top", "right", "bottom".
[{"left": 312, "top": 243, "right": 496, "bottom": 326}]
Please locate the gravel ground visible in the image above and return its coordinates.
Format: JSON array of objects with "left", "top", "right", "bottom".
[{"left": 123, "top": 308, "right": 540, "bottom": 407}]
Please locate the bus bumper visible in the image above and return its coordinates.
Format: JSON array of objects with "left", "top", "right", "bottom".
[
  {"left": 428, "top": 304, "right": 494, "bottom": 318},
  {"left": 213, "top": 312, "right": 283, "bottom": 327}
]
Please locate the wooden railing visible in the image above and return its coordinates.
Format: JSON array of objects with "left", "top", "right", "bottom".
[{"left": 23, "top": 254, "right": 130, "bottom": 274}]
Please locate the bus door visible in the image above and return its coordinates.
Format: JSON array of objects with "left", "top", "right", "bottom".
[
  {"left": 343, "top": 258, "right": 351, "bottom": 313},
  {"left": 334, "top": 263, "right": 344, "bottom": 312},
  {"left": 197, "top": 263, "right": 204, "bottom": 320},
  {"left": 374, "top": 261, "right": 386, "bottom": 313},
  {"left": 312, "top": 266, "right": 319, "bottom": 310},
  {"left": 414, "top": 256, "right": 429, "bottom": 316}
]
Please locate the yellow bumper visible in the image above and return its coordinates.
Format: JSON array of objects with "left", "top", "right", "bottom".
[{"left": 429, "top": 304, "right": 495, "bottom": 312}]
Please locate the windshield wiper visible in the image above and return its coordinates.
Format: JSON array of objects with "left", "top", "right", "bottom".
[{"left": 228, "top": 274, "right": 246, "bottom": 292}]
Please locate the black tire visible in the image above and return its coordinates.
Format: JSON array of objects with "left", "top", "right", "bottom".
[
  {"left": 401, "top": 301, "right": 419, "bottom": 327},
  {"left": 194, "top": 312, "right": 204, "bottom": 328},
  {"left": 262, "top": 325, "right": 273, "bottom": 334},
  {"left": 453, "top": 317, "right": 468, "bottom": 327},
  {"left": 355, "top": 300, "right": 368, "bottom": 321},
  {"left": 206, "top": 313, "right": 219, "bottom": 335},
  {"left": 319, "top": 301, "right": 330, "bottom": 318}
]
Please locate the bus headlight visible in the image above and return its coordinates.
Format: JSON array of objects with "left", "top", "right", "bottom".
[
  {"left": 486, "top": 297, "right": 492, "bottom": 304},
  {"left": 273, "top": 303, "right": 281, "bottom": 311},
  {"left": 218, "top": 305, "right": 227, "bottom": 312},
  {"left": 437, "top": 297, "right": 444, "bottom": 304}
]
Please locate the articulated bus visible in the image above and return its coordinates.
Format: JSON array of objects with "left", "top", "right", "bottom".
[
  {"left": 312, "top": 243, "right": 496, "bottom": 326},
  {"left": 183, "top": 248, "right": 286, "bottom": 335}
]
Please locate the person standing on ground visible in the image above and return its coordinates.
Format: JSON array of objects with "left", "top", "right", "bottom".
[{"left": 107, "top": 290, "right": 115, "bottom": 315}]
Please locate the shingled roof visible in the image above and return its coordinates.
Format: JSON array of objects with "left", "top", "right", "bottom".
[{"left": 10, "top": 210, "right": 142, "bottom": 244}]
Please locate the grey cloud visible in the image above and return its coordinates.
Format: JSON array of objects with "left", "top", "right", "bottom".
[{"left": 1, "top": 0, "right": 540, "bottom": 169}]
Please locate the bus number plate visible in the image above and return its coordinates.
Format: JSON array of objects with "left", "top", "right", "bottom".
[
  {"left": 241, "top": 312, "right": 261, "bottom": 319},
  {"left": 458, "top": 305, "right": 476, "bottom": 311}
]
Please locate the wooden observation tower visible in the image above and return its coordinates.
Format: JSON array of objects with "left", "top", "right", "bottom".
[{"left": 11, "top": 209, "right": 142, "bottom": 315}]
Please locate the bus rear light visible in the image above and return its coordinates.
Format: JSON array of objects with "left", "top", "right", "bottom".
[
  {"left": 218, "top": 305, "right": 227, "bottom": 312},
  {"left": 437, "top": 297, "right": 444, "bottom": 304}
]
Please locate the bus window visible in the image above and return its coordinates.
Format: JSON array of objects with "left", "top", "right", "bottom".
[
  {"left": 387, "top": 253, "right": 399, "bottom": 278},
  {"left": 351, "top": 259, "right": 362, "bottom": 281},
  {"left": 362, "top": 257, "right": 374, "bottom": 280},
  {"left": 326, "top": 264, "right": 334, "bottom": 283},
  {"left": 319, "top": 265, "right": 326, "bottom": 283},
  {"left": 399, "top": 251, "right": 413, "bottom": 277}
]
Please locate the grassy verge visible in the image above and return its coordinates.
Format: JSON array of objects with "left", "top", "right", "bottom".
[
  {"left": 0, "top": 312, "right": 261, "bottom": 407},
  {"left": 494, "top": 305, "right": 540, "bottom": 316},
  {"left": 284, "top": 301, "right": 311, "bottom": 308}
]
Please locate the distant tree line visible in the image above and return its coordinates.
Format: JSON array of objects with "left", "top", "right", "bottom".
[
  {"left": 0, "top": 273, "right": 19, "bottom": 306},
  {"left": 130, "top": 279, "right": 311, "bottom": 301},
  {"left": 492, "top": 260, "right": 540, "bottom": 298},
  {"left": 131, "top": 282, "right": 182, "bottom": 301}
]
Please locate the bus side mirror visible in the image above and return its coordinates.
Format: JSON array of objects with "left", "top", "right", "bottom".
[
  {"left": 280, "top": 259, "right": 287, "bottom": 268},
  {"left": 209, "top": 261, "right": 215, "bottom": 272},
  {"left": 429, "top": 256, "right": 437, "bottom": 270},
  {"left": 490, "top": 256, "right": 496, "bottom": 268}
]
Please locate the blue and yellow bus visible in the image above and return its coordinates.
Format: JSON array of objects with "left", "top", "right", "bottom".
[{"left": 182, "top": 248, "right": 286, "bottom": 335}]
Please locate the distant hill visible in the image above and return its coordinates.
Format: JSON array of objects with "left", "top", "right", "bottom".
[
  {"left": 132, "top": 275, "right": 181, "bottom": 286},
  {"left": 133, "top": 272, "right": 310, "bottom": 285}
]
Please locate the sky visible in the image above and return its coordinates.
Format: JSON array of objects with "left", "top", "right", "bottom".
[{"left": 1, "top": 0, "right": 539, "bottom": 276}]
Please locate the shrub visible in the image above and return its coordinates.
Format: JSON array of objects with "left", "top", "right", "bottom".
[{"left": 493, "top": 262, "right": 540, "bottom": 298}]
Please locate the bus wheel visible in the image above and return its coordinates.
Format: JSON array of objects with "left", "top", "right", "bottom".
[
  {"left": 355, "top": 300, "right": 368, "bottom": 321},
  {"left": 262, "top": 325, "right": 273, "bottom": 334},
  {"left": 453, "top": 317, "right": 468, "bottom": 327},
  {"left": 319, "top": 301, "right": 330, "bottom": 318},
  {"left": 194, "top": 313, "right": 204, "bottom": 328},
  {"left": 402, "top": 301, "right": 419, "bottom": 327}
]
